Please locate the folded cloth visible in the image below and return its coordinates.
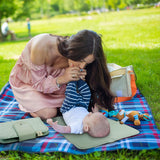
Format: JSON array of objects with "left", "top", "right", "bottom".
[
  {"left": 0, "top": 82, "right": 160, "bottom": 154},
  {"left": 0, "top": 117, "right": 49, "bottom": 144}
]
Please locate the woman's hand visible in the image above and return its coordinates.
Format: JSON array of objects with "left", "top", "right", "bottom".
[
  {"left": 57, "top": 66, "right": 87, "bottom": 85},
  {"left": 64, "top": 66, "right": 82, "bottom": 82}
]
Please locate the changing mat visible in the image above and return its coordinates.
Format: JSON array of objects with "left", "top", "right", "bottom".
[{"left": 52, "top": 116, "right": 139, "bottom": 149}]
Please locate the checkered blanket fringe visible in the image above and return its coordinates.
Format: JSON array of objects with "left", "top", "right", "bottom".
[{"left": 0, "top": 82, "right": 160, "bottom": 154}]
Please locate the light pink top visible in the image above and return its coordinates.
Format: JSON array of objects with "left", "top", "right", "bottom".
[{"left": 9, "top": 34, "right": 66, "bottom": 112}]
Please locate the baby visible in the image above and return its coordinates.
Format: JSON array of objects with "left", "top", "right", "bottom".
[{"left": 47, "top": 79, "right": 110, "bottom": 138}]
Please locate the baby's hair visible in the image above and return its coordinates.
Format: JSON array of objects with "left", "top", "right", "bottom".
[{"left": 88, "top": 114, "right": 110, "bottom": 138}]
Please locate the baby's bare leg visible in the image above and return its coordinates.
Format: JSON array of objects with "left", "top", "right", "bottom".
[{"left": 30, "top": 108, "right": 57, "bottom": 120}]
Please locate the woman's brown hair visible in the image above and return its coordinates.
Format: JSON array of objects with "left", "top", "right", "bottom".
[{"left": 57, "top": 30, "right": 115, "bottom": 111}]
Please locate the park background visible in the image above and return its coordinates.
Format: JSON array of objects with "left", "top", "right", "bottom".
[{"left": 0, "top": 0, "right": 160, "bottom": 159}]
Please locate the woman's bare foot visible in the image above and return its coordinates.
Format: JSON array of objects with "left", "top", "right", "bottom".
[{"left": 30, "top": 112, "right": 39, "bottom": 118}]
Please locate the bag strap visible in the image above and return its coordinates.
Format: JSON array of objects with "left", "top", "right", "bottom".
[
  {"left": 110, "top": 68, "right": 126, "bottom": 77},
  {"left": 13, "top": 121, "right": 36, "bottom": 142}
]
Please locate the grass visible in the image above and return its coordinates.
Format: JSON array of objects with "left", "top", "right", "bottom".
[
  {"left": 0, "top": 8, "right": 160, "bottom": 159},
  {"left": 0, "top": 149, "right": 159, "bottom": 160}
]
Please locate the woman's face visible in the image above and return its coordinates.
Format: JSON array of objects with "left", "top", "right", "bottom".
[{"left": 68, "top": 54, "right": 95, "bottom": 69}]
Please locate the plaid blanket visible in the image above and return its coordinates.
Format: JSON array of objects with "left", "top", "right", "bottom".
[{"left": 0, "top": 82, "right": 160, "bottom": 154}]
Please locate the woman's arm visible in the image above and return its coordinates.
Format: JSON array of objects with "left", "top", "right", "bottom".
[
  {"left": 29, "top": 35, "right": 78, "bottom": 93},
  {"left": 77, "top": 80, "right": 91, "bottom": 105}
]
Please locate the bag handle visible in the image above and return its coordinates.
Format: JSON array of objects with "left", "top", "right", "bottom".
[{"left": 110, "top": 68, "right": 126, "bottom": 77}]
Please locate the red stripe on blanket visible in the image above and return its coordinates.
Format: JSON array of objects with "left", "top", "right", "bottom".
[{"left": 40, "top": 132, "right": 59, "bottom": 152}]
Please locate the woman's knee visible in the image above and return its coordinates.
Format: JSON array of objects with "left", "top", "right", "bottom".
[{"left": 32, "top": 108, "right": 57, "bottom": 120}]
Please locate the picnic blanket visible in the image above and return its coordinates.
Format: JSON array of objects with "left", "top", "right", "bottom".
[{"left": 0, "top": 82, "right": 160, "bottom": 154}]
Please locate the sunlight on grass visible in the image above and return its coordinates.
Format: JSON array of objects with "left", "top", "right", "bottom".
[
  {"left": 0, "top": 7, "right": 160, "bottom": 159},
  {"left": 1, "top": 8, "right": 160, "bottom": 125},
  {"left": 0, "top": 42, "right": 26, "bottom": 59}
]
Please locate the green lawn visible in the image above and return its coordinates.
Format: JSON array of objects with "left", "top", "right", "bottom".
[{"left": 0, "top": 8, "right": 160, "bottom": 159}]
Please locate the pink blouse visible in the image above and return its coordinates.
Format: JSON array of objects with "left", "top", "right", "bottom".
[{"left": 9, "top": 34, "right": 66, "bottom": 112}]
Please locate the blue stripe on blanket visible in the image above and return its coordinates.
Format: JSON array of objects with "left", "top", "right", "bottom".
[{"left": 0, "top": 82, "right": 160, "bottom": 154}]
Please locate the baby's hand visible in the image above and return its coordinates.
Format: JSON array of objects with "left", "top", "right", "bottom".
[
  {"left": 79, "top": 69, "right": 87, "bottom": 81},
  {"left": 92, "top": 104, "right": 99, "bottom": 113}
]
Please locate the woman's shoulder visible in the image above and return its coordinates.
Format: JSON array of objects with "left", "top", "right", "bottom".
[
  {"left": 30, "top": 34, "right": 57, "bottom": 65},
  {"left": 31, "top": 33, "right": 56, "bottom": 45}
]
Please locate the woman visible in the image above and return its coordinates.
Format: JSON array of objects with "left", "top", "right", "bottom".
[{"left": 9, "top": 29, "right": 115, "bottom": 119}]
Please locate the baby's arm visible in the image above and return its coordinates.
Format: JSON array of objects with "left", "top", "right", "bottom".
[
  {"left": 47, "top": 119, "right": 71, "bottom": 133},
  {"left": 77, "top": 80, "right": 91, "bottom": 103}
]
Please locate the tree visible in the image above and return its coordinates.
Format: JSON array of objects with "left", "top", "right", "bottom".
[
  {"left": 107, "top": 0, "right": 121, "bottom": 10},
  {"left": 0, "top": 0, "right": 17, "bottom": 41},
  {"left": 0, "top": 0, "right": 36, "bottom": 41},
  {"left": 141, "top": 0, "right": 159, "bottom": 4},
  {"left": 13, "top": 0, "right": 35, "bottom": 20}
]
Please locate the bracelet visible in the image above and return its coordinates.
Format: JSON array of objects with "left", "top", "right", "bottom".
[{"left": 56, "top": 78, "right": 61, "bottom": 88}]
